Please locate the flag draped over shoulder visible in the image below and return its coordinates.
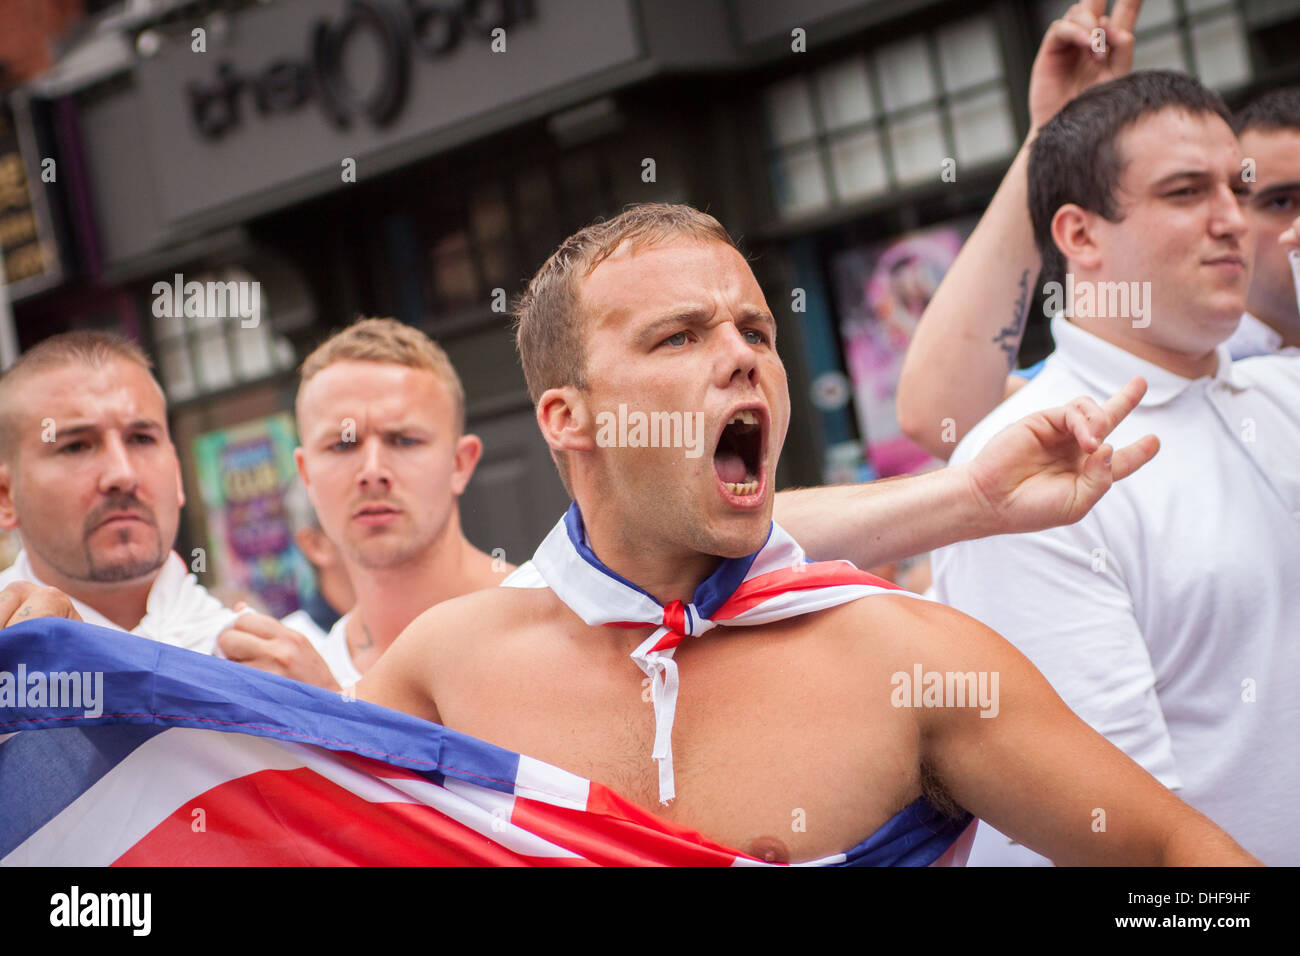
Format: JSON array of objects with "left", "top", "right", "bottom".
[{"left": 0, "top": 619, "right": 972, "bottom": 866}]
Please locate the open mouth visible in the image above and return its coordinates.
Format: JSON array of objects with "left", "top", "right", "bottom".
[{"left": 714, "top": 409, "right": 763, "bottom": 498}]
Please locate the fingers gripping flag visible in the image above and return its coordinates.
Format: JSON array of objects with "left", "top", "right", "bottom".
[{"left": 0, "top": 619, "right": 972, "bottom": 866}]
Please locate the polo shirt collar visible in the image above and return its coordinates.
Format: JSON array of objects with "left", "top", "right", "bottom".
[{"left": 1049, "top": 314, "right": 1238, "bottom": 407}]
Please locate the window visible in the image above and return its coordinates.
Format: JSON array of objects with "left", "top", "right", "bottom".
[
  {"left": 151, "top": 266, "right": 296, "bottom": 402},
  {"left": 419, "top": 145, "right": 616, "bottom": 324},
  {"left": 1037, "top": 0, "right": 1252, "bottom": 90},
  {"left": 761, "top": 14, "right": 1017, "bottom": 217}
]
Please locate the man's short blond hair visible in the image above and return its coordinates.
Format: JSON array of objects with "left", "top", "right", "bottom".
[
  {"left": 298, "top": 318, "right": 466, "bottom": 434},
  {"left": 0, "top": 331, "right": 160, "bottom": 462}
]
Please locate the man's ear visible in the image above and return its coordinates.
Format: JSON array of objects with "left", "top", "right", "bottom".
[
  {"left": 0, "top": 462, "right": 18, "bottom": 531},
  {"left": 294, "top": 525, "right": 331, "bottom": 568},
  {"left": 1051, "top": 203, "right": 1103, "bottom": 273},
  {"left": 536, "top": 386, "right": 596, "bottom": 457},
  {"left": 449, "top": 433, "right": 484, "bottom": 497}
]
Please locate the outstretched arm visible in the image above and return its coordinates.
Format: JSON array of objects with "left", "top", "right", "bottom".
[
  {"left": 896, "top": 599, "right": 1257, "bottom": 865},
  {"left": 775, "top": 377, "right": 1158, "bottom": 567},
  {"left": 896, "top": 0, "right": 1142, "bottom": 458}
]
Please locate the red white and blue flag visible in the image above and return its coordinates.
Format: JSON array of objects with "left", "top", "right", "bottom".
[{"left": 0, "top": 510, "right": 974, "bottom": 866}]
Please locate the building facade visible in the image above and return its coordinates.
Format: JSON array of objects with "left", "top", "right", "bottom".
[{"left": 3, "top": 0, "right": 1296, "bottom": 608}]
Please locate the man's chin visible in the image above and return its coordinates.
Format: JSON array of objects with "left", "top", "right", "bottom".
[{"left": 86, "top": 550, "right": 168, "bottom": 584}]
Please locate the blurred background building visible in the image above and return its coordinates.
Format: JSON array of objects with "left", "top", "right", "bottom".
[{"left": 2, "top": 0, "right": 1297, "bottom": 608}]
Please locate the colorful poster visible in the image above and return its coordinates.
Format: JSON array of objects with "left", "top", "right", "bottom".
[
  {"left": 831, "top": 218, "right": 976, "bottom": 477},
  {"left": 193, "top": 412, "right": 314, "bottom": 618}
]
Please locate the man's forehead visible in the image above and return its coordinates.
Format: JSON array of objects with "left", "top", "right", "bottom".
[
  {"left": 1240, "top": 127, "right": 1300, "bottom": 182},
  {"left": 298, "top": 361, "right": 452, "bottom": 432},
  {"left": 1118, "top": 108, "right": 1240, "bottom": 179},
  {"left": 16, "top": 361, "right": 166, "bottom": 426},
  {"left": 582, "top": 239, "right": 762, "bottom": 325}
]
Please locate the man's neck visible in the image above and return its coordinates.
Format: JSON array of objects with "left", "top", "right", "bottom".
[
  {"left": 345, "top": 524, "right": 505, "bottom": 654},
  {"left": 1068, "top": 315, "right": 1219, "bottom": 380},
  {"left": 20, "top": 550, "right": 155, "bottom": 631},
  {"left": 578, "top": 504, "right": 726, "bottom": 608}
]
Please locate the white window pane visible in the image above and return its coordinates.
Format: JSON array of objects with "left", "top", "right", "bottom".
[
  {"left": 1192, "top": 13, "right": 1251, "bottom": 89},
  {"left": 950, "top": 89, "right": 1017, "bottom": 166},
  {"left": 888, "top": 109, "right": 946, "bottom": 185},
  {"left": 763, "top": 77, "right": 817, "bottom": 147},
  {"left": 771, "top": 146, "right": 829, "bottom": 215},
  {"left": 830, "top": 129, "right": 888, "bottom": 201},
  {"left": 160, "top": 343, "right": 195, "bottom": 401},
  {"left": 195, "top": 335, "right": 234, "bottom": 391},
  {"left": 153, "top": 295, "right": 183, "bottom": 339},
  {"left": 817, "top": 58, "right": 875, "bottom": 131},
  {"left": 938, "top": 16, "right": 1003, "bottom": 92},
  {"left": 1133, "top": 29, "right": 1187, "bottom": 72},
  {"left": 233, "top": 322, "right": 273, "bottom": 380},
  {"left": 877, "top": 36, "right": 935, "bottom": 112}
]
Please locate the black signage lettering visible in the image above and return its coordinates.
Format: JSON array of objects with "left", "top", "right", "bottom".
[{"left": 186, "top": 0, "right": 537, "bottom": 139}]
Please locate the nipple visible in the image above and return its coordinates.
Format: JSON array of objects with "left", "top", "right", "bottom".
[{"left": 748, "top": 835, "right": 790, "bottom": 864}]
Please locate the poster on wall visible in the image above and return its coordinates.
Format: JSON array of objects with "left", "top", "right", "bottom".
[
  {"left": 193, "top": 412, "right": 314, "bottom": 618},
  {"left": 831, "top": 217, "right": 977, "bottom": 478}
]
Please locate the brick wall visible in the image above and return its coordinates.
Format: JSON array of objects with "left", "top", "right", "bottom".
[{"left": 0, "top": 0, "right": 86, "bottom": 84}]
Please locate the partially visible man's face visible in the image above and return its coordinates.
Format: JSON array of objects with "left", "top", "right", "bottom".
[
  {"left": 575, "top": 238, "right": 789, "bottom": 560},
  {"left": 0, "top": 360, "right": 182, "bottom": 584},
  {"left": 1240, "top": 126, "right": 1300, "bottom": 335},
  {"left": 295, "top": 361, "right": 476, "bottom": 573},
  {"left": 1088, "top": 107, "right": 1252, "bottom": 355}
]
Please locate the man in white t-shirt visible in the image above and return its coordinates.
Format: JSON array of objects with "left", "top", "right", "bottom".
[
  {"left": 932, "top": 72, "right": 1300, "bottom": 865},
  {"left": 0, "top": 332, "right": 237, "bottom": 652}
]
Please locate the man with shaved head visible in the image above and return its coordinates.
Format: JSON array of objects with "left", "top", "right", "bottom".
[{"left": 0, "top": 331, "right": 235, "bottom": 647}]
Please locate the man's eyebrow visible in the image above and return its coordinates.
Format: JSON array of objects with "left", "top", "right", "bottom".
[
  {"left": 54, "top": 419, "right": 164, "bottom": 437},
  {"left": 1252, "top": 180, "right": 1300, "bottom": 201},
  {"left": 1151, "top": 169, "right": 1214, "bottom": 188}
]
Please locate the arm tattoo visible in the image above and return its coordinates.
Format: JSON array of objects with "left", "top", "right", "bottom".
[{"left": 992, "top": 269, "right": 1032, "bottom": 371}]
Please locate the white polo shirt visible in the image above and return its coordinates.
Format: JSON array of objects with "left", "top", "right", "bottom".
[
  {"left": 1224, "top": 311, "right": 1284, "bottom": 360},
  {"left": 933, "top": 315, "right": 1300, "bottom": 866}
]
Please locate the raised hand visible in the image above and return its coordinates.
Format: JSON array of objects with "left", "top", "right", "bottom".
[
  {"left": 961, "top": 375, "right": 1160, "bottom": 534},
  {"left": 1029, "top": 0, "right": 1142, "bottom": 131}
]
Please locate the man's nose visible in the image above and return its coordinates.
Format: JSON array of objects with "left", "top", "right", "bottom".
[
  {"left": 97, "top": 433, "right": 139, "bottom": 495},
  {"left": 1212, "top": 183, "right": 1250, "bottom": 238},
  {"left": 356, "top": 436, "right": 391, "bottom": 490},
  {"left": 712, "top": 323, "right": 759, "bottom": 389}
]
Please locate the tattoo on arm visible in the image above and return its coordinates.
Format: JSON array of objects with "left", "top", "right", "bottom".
[{"left": 992, "top": 269, "right": 1032, "bottom": 371}]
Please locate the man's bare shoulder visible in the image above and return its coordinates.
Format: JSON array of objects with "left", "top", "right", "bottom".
[{"left": 811, "top": 591, "right": 1012, "bottom": 675}]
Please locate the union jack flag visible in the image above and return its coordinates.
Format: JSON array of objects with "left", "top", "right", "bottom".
[{"left": 0, "top": 619, "right": 973, "bottom": 866}]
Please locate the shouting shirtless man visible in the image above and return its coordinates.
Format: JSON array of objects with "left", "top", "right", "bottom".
[{"left": 359, "top": 204, "right": 1255, "bottom": 865}]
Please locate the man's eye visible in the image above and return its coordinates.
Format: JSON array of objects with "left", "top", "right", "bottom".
[
  {"left": 129, "top": 433, "right": 156, "bottom": 445},
  {"left": 742, "top": 329, "right": 769, "bottom": 345},
  {"left": 59, "top": 442, "right": 88, "bottom": 454},
  {"left": 1167, "top": 187, "right": 1199, "bottom": 198},
  {"left": 1267, "top": 195, "right": 1295, "bottom": 213},
  {"left": 389, "top": 435, "right": 419, "bottom": 447},
  {"left": 663, "top": 331, "right": 689, "bottom": 347},
  {"left": 329, "top": 440, "right": 354, "bottom": 452}
]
